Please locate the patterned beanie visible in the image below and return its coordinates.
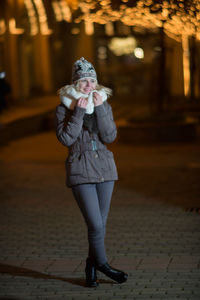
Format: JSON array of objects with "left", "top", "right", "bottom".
[{"left": 72, "top": 57, "right": 97, "bottom": 83}]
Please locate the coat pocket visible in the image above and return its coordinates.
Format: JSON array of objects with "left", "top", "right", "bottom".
[
  {"left": 101, "top": 150, "right": 116, "bottom": 171},
  {"left": 66, "top": 154, "right": 83, "bottom": 176},
  {"left": 107, "top": 150, "right": 118, "bottom": 175}
]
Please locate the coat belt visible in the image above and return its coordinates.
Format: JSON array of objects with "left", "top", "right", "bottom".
[{"left": 70, "top": 141, "right": 105, "bottom": 154}]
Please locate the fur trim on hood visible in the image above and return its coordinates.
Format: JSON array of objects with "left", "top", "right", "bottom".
[{"left": 58, "top": 84, "right": 111, "bottom": 114}]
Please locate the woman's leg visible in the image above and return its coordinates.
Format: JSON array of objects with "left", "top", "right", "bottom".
[
  {"left": 88, "top": 181, "right": 114, "bottom": 261},
  {"left": 72, "top": 183, "right": 108, "bottom": 265},
  {"left": 72, "top": 182, "right": 128, "bottom": 284},
  {"left": 96, "top": 181, "right": 114, "bottom": 239}
]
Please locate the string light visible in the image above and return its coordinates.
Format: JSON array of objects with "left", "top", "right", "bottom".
[
  {"left": 182, "top": 34, "right": 190, "bottom": 97},
  {"left": 32, "top": 0, "right": 52, "bottom": 35},
  {"left": 65, "top": 0, "right": 79, "bottom": 10},
  {"left": 24, "top": 0, "right": 39, "bottom": 35},
  {"left": 0, "top": 20, "right": 6, "bottom": 35},
  {"left": 69, "top": 0, "right": 200, "bottom": 40},
  {"left": 68, "top": 0, "right": 199, "bottom": 97},
  {"left": 2, "top": 1, "right": 199, "bottom": 40},
  {"left": 84, "top": 20, "right": 94, "bottom": 35},
  {"left": 52, "top": 1, "right": 71, "bottom": 22},
  {"left": 52, "top": 1, "right": 63, "bottom": 21},
  {"left": 9, "top": 18, "right": 24, "bottom": 35},
  {"left": 60, "top": 1, "right": 72, "bottom": 22},
  {"left": 105, "top": 22, "right": 114, "bottom": 36}
]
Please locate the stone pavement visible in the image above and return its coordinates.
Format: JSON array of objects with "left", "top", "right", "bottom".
[{"left": 0, "top": 131, "right": 200, "bottom": 300}]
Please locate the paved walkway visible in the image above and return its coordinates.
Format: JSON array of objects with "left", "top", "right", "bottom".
[{"left": 0, "top": 129, "right": 200, "bottom": 299}]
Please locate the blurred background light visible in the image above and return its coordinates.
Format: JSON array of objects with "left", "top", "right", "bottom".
[
  {"left": 24, "top": 0, "right": 39, "bottom": 35},
  {"left": 9, "top": 19, "right": 24, "bottom": 35},
  {"left": 134, "top": 47, "right": 144, "bottom": 59},
  {"left": 108, "top": 36, "right": 137, "bottom": 56},
  {"left": 0, "top": 20, "right": 6, "bottom": 35}
]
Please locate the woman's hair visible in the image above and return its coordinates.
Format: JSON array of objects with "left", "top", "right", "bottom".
[{"left": 74, "top": 80, "right": 112, "bottom": 97}]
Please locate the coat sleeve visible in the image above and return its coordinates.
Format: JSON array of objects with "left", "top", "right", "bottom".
[
  {"left": 55, "top": 104, "right": 85, "bottom": 147},
  {"left": 94, "top": 101, "right": 117, "bottom": 143}
]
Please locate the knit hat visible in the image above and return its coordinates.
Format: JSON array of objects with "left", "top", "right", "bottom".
[{"left": 72, "top": 57, "right": 97, "bottom": 83}]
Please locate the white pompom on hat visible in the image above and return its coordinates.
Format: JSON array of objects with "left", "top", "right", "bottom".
[{"left": 72, "top": 57, "right": 97, "bottom": 83}]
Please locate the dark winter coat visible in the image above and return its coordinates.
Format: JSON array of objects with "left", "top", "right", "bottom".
[{"left": 55, "top": 101, "right": 118, "bottom": 187}]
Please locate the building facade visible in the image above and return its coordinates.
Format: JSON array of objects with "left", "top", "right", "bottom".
[{"left": 1, "top": 0, "right": 200, "bottom": 117}]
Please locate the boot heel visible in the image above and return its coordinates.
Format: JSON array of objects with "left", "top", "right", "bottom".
[{"left": 85, "top": 258, "right": 99, "bottom": 287}]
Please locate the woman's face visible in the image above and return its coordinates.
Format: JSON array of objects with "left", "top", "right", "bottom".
[{"left": 78, "top": 78, "right": 96, "bottom": 94}]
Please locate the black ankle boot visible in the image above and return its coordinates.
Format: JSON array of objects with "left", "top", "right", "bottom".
[
  {"left": 85, "top": 258, "right": 98, "bottom": 287},
  {"left": 96, "top": 262, "right": 128, "bottom": 284}
]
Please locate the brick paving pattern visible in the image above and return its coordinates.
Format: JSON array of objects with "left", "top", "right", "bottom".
[{"left": 0, "top": 131, "right": 200, "bottom": 299}]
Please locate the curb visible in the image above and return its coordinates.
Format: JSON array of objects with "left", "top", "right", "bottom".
[
  {"left": 0, "top": 110, "right": 54, "bottom": 146},
  {"left": 117, "top": 121, "right": 198, "bottom": 143}
]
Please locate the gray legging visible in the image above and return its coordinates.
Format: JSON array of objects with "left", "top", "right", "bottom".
[{"left": 72, "top": 181, "right": 114, "bottom": 266}]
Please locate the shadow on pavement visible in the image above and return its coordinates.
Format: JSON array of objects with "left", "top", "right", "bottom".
[
  {"left": 0, "top": 263, "right": 114, "bottom": 288},
  {"left": 0, "top": 298, "right": 22, "bottom": 300}
]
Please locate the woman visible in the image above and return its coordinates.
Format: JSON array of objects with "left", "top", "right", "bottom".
[{"left": 55, "top": 57, "right": 128, "bottom": 287}]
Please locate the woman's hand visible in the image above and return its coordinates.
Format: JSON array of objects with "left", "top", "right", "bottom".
[
  {"left": 77, "top": 97, "right": 88, "bottom": 108},
  {"left": 93, "top": 92, "right": 103, "bottom": 107}
]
